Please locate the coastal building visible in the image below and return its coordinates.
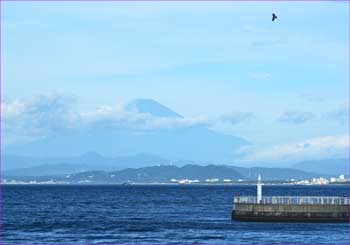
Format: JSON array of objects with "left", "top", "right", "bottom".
[{"left": 310, "top": 177, "right": 329, "bottom": 185}]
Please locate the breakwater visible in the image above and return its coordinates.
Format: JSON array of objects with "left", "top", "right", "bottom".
[{"left": 232, "top": 196, "right": 350, "bottom": 222}]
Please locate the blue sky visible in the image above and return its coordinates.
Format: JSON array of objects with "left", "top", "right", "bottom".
[{"left": 2, "top": 1, "right": 349, "bottom": 163}]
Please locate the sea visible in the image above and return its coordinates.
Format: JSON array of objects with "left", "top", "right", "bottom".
[{"left": 2, "top": 184, "right": 350, "bottom": 244}]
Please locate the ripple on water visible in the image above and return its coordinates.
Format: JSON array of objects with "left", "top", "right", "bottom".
[{"left": 2, "top": 185, "right": 350, "bottom": 244}]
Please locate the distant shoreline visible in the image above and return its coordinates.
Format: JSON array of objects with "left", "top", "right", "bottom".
[{"left": 2, "top": 182, "right": 349, "bottom": 186}]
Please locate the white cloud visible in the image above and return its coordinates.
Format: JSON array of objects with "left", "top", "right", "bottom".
[
  {"left": 1, "top": 99, "right": 27, "bottom": 118},
  {"left": 240, "top": 133, "right": 349, "bottom": 163},
  {"left": 80, "top": 104, "right": 209, "bottom": 131},
  {"left": 1, "top": 93, "right": 79, "bottom": 144},
  {"left": 278, "top": 111, "right": 314, "bottom": 124},
  {"left": 324, "top": 106, "right": 349, "bottom": 124}
]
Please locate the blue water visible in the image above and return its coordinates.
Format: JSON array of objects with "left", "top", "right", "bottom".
[{"left": 2, "top": 185, "right": 350, "bottom": 244}]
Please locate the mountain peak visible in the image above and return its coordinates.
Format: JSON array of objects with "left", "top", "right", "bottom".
[{"left": 124, "top": 99, "right": 182, "bottom": 118}]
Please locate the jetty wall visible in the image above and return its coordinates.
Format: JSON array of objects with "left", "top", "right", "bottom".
[{"left": 232, "top": 203, "right": 350, "bottom": 222}]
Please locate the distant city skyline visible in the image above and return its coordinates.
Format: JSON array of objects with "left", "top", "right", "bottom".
[{"left": 2, "top": 1, "right": 349, "bottom": 164}]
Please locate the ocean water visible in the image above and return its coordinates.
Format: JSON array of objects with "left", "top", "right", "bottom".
[{"left": 2, "top": 184, "right": 350, "bottom": 244}]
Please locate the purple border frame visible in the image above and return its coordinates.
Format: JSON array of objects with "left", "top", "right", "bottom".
[{"left": 0, "top": 0, "right": 349, "bottom": 244}]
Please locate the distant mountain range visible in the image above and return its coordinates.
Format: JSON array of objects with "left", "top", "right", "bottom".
[
  {"left": 4, "top": 164, "right": 321, "bottom": 183},
  {"left": 2, "top": 152, "right": 170, "bottom": 174},
  {"left": 292, "top": 158, "right": 348, "bottom": 176},
  {"left": 3, "top": 152, "right": 348, "bottom": 179}
]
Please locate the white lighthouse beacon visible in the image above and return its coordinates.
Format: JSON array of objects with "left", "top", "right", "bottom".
[{"left": 257, "top": 174, "right": 263, "bottom": 204}]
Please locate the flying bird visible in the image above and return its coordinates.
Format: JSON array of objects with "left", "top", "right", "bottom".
[{"left": 272, "top": 13, "right": 277, "bottom": 22}]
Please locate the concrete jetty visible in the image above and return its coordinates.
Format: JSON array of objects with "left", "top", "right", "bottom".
[{"left": 232, "top": 175, "right": 350, "bottom": 222}]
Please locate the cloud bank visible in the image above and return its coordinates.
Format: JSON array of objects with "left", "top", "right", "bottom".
[
  {"left": 240, "top": 133, "right": 349, "bottom": 163},
  {"left": 2, "top": 94, "right": 254, "bottom": 145},
  {"left": 3, "top": 93, "right": 348, "bottom": 164}
]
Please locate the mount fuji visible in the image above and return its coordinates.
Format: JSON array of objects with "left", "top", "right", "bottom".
[{"left": 4, "top": 98, "right": 249, "bottom": 164}]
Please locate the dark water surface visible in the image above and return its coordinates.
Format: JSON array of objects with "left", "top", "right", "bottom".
[{"left": 2, "top": 185, "right": 350, "bottom": 244}]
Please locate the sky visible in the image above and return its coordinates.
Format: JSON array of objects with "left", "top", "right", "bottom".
[{"left": 1, "top": 1, "right": 349, "bottom": 164}]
